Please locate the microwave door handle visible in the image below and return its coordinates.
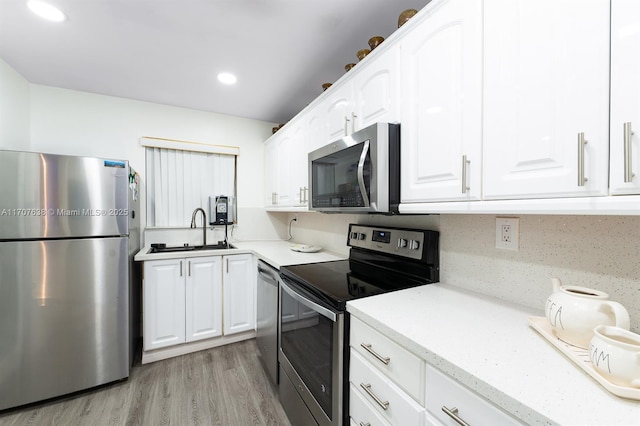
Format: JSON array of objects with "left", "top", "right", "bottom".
[
  {"left": 357, "top": 140, "right": 371, "bottom": 207},
  {"left": 280, "top": 279, "right": 337, "bottom": 322}
]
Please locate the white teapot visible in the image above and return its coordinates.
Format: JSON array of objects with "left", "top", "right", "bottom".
[{"left": 545, "top": 278, "right": 630, "bottom": 349}]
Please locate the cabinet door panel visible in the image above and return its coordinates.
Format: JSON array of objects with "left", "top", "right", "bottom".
[
  {"left": 289, "top": 123, "right": 309, "bottom": 207},
  {"left": 223, "top": 254, "right": 256, "bottom": 335},
  {"left": 483, "top": 0, "right": 610, "bottom": 199},
  {"left": 401, "top": 0, "right": 482, "bottom": 202},
  {"left": 143, "top": 259, "right": 185, "bottom": 350},
  {"left": 325, "top": 84, "right": 354, "bottom": 141},
  {"left": 264, "top": 138, "right": 278, "bottom": 206},
  {"left": 185, "top": 256, "right": 222, "bottom": 342},
  {"left": 425, "top": 364, "right": 522, "bottom": 425},
  {"left": 610, "top": 0, "right": 640, "bottom": 194},
  {"left": 353, "top": 47, "right": 400, "bottom": 130}
]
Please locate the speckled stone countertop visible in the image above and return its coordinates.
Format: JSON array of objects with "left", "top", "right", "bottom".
[
  {"left": 347, "top": 284, "right": 639, "bottom": 426},
  {"left": 135, "top": 239, "right": 346, "bottom": 268}
]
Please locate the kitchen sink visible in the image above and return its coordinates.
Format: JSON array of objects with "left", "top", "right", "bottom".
[{"left": 147, "top": 243, "right": 236, "bottom": 254}]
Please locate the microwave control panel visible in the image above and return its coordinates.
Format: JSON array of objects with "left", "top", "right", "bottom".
[{"left": 347, "top": 224, "right": 429, "bottom": 261}]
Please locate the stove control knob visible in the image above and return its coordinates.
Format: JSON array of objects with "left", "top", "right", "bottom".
[
  {"left": 409, "top": 240, "right": 421, "bottom": 250},
  {"left": 358, "top": 233, "right": 367, "bottom": 240},
  {"left": 398, "top": 238, "right": 408, "bottom": 248},
  {"left": 350, "top": 232, "right": 358, "bottom": 240}
]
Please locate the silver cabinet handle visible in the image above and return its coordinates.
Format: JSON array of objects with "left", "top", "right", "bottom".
[
  {"left": 577, "top": 132, "right": 588, "bottom": 186},
  {"left": 179, "top": 261, "right": 183, "bottom": 277},
  {"left": 360, "top": 343, "right": 390, "bottom": 365},
  {"left": 188, "top": 261, "right": 191, "bottom": 277},
  {"left": 299, "top": 187, "right": 303, "bottom": 204},
  {"left": 344, "top": 116, "right": 350, "bottom": 136},
  {"left": 226, "top": 258, "right": 229, "bottom": 273},
  {"left": 360, "top": 383, "right": 389, "bottom": 410},
  {"left": 303, "top": 187, "right": 308, "bottom": 203},
  {"left": 624, "top": 122, "right": 635, "bottom": 183},
  {"left": 461, "top": 155, "right": 470, "bottom": 193},
  {"left": 351, "top": 112, "right": 358, "bottom": 133},
  {"left": 442, "top": 406, "right": 470, "bottom": 426}
]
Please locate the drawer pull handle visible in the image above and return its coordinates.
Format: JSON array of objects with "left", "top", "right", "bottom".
[
  {"left": 442, "top": 406, "right": 470, "bottom": 426},
  {"left": 359, "top": 423, "right": 371, "bottom": 426},
  {"left": 360, "top": 343, "right": 390, "bottom": 365},
  {"left": 360, "top": 383, "right": 389, "bottom": 410}
]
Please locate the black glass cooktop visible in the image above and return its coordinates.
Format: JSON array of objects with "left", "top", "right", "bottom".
[{"left": 280, "top": 255, "right": 435, "bottom": 311}]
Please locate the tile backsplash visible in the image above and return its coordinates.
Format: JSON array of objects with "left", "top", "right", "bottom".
[{"left": 282, "top": 212, "right": 640, "bottom": 333}]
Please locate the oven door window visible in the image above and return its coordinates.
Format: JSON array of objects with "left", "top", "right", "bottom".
[
  {"left": 280, "top": 282, "right": 335, "bottom": 419},
  {"left": 311, "top": 141, "right": 371, "bottom": 209}
]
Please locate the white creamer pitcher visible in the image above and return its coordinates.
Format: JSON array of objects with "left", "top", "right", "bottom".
[
  {"left": 545, "top": 278, "right": 630, "bottom": 349},
  {"left": 590, "top": 325, "right": 640, "bottom": 388}
]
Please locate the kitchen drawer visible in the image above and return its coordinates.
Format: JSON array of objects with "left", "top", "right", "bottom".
[
  {"left": 425, "top": 364, "right": 523, "bottom": 426},
  {"left": 351, "top": 316, "right": 425, "bottom": 402},
  {"left": 349, "top": 382, "right": 392, "bottom": 426},
  {"left": 350, "top": 349, "right": 425, "bottom": 426}
]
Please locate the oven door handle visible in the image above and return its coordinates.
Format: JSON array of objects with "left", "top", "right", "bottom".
[
  {"left": 280, "top": 279, "right": 337, "bottom": 322},
  {"left": 357, "top": 140, "right": 371, "bottom": 208}
]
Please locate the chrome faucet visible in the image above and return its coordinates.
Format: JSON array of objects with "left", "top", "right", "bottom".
[{"left": 190, "top": 207, "right": 207, "bottom": 247}]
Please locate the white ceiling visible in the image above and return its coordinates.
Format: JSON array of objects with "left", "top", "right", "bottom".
[{"left": 0, "top": 0, "right": 430, "bottom": 124}]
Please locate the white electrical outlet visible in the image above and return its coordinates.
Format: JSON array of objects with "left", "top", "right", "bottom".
[{"left": 496, "top": 217, "right": 519, "bottom": 250}]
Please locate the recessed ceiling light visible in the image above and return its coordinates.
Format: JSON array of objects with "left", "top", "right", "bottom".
[
  {"left": 217, "top": 72, "right": 237, "bottom": 85},
  {"left": 27, "top": 1, "right": 66, "bottom": 22}
]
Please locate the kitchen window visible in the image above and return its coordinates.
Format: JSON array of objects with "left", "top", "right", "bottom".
[{"left": 142, "top": 137, "right": 238, "bottom": 227}]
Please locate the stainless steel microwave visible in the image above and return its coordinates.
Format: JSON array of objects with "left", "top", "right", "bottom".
[{"left": 308, "top": 122, "right": 400, "bottom": 214}]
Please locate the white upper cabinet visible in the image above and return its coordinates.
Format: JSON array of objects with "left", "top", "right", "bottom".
[
  {"left": 324, "top": 82, "right": 355, "bottom": 142},
  {"left": 289, "top": 122, "right": 309, "bottom": 207},
  {"left": 610, "top": 0, "right": 640, "bottom": 195},
  {"left": 264, "top": 130, "right": 291, "bottom": 207},
  {"left": 400, "top": 0, "right": 483, "bottom": 202},
  {"left": 351, "top": 46, "right": 401, "bottom": 131},
  {"left": 483, "top": 0, "right": 610, "bottom": 200},
  {"left": 322, "top": 46, "right": 401, "bottom": 144},
  {"left": 264, "top": 137, "right": 278, "bottom": 207}
]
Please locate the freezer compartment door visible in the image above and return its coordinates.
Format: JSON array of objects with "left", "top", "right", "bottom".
[
  {"left": 0, "top": 150, "right": 130, "bottom": 239},
  {"left": 0, "top": 237, "right": 129, "bottom": 410}
]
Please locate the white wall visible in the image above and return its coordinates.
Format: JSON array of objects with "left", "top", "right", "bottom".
[
  {"left": 0, "top": 59, "right": 30, "bottom": 150},
  {"left": 282, "top": 211, "right": 640, "bottom": 334},
  {"left": 28, "top": 84, "right": 281, "bottom": 242}
]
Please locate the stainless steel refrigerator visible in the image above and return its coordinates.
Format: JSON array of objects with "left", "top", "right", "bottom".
[{"left": 0, "top": 150, "right": 141, "bottom": 411}]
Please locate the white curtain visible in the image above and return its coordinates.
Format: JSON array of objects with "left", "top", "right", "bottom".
[{"left": 146, "top": 147, "right": 236, "bottom": 227}]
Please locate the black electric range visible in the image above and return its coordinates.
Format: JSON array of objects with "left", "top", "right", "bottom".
[{"left": 277, "top": 224, "right": 439, "bottom": 426}]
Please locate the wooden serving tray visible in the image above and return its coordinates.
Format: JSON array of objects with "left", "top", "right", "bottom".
[{"left": 528, "top": 316, "right": 640, "bottom": 400}]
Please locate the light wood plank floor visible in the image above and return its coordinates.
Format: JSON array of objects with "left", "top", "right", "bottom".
[{"left": 0, "top": 339, "right": 291, "bottom": 426}]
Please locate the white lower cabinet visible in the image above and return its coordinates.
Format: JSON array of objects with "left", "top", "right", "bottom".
[
  {"left": 143, "top": 254, "right": 255, "bottom": 357},
  {"left": 223, "top": 253, "right": 256, "bottom": 335},
  {"left": 185, "top": 256, "right": 223, "bottom": 342},
  {"left": 350, "top": 316, "right": 425, "bottom": 402},
  {"left": 350, "top": 315, "right": 523, "bottom": 426},
  {"left": 425, "top": 364, "right": 522, "bottom": 426},
  {"left": 349, "top": 382, "right": 392, "bottom": 426},
  {"left": 350, "top": 350, "right": 425, "bottom": 426},
  {"left": 143, "top": 258, "right": 187, "bottom": 350}
]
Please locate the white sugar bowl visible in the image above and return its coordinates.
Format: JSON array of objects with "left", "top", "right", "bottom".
[
  {"left": 590, "top": 325, "right": 640, "bottom": 388},
  {"left": 545, "top": 278, "right": 630, "bottom": 349}
]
